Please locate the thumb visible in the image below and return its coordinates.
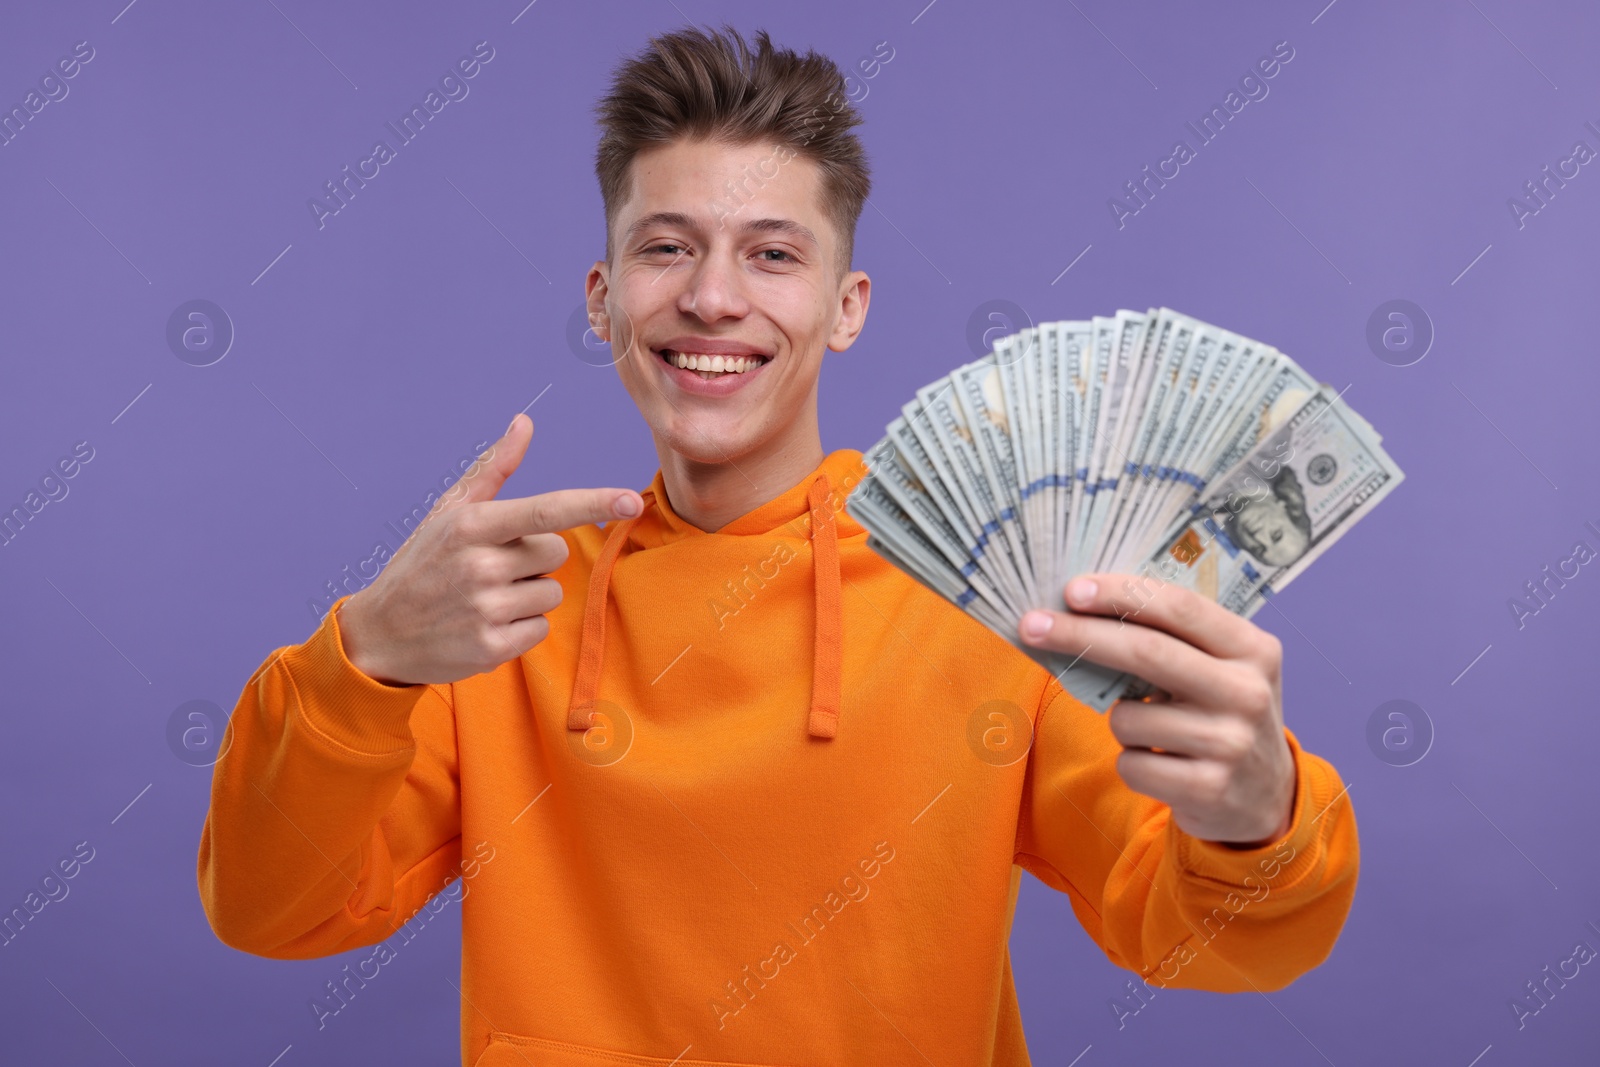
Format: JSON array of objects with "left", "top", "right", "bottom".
[
  {"left": 386, "top": 415, "right": 534, "bottom": 566},
  {"left": 438, "top": 413, "right": 533, "bottom": 514},
  {"left": 457, "top": 412, "right": 537, "bottom": 508}
]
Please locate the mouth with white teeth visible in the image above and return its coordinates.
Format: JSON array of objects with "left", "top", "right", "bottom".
[{"left": 655, "top": 348, "right": 773, "bottom": 380}]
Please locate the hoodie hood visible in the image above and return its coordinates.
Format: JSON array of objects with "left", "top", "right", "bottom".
[{"left": 566, "top": 448, "right": 868, "bottom": 740}]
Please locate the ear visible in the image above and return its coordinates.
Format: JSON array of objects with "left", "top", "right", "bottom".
[
  {"left": 585, "top": 261, "right": 610, "bottom": 341},
  {"left": 826, "top": 269, "right": 871, "bottom": 353}
]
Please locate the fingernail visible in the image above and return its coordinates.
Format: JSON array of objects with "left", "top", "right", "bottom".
[
  {"left": 1022, "top": 611, "right": 1054, "bottom": 640},
  {"left": 614, "top": 493, "right": 641, "bottom": 517},
  {"left": 1067, "top": 578, "right": 1097, "bottom": 607},
  {"left": 505, "top": 413, "right": 521, "bottom": 435}
]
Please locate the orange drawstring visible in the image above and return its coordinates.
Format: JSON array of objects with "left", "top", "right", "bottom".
[
  {"left": 567, "top": 491, "right": 653, "bottom": 731},
  {"left": 806, "top": 473, "right": 842, "bottom": 740},
  {"left": 565, "top": 474, "right": 844, "bottom": 740}
]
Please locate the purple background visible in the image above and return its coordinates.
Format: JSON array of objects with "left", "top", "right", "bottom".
[{"left": 2, "top": 1, "right": 1597, "bottom": 1064}]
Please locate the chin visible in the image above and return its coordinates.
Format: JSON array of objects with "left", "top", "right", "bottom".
[{"left": 653, "top": 412, "right": 763, "bottom": 464}]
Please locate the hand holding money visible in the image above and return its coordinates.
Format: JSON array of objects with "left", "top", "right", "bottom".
[
  {"left": 1020, "top": 572, "right": 1297, "bottom": 846},
  {"left": 845, "top": 306, "right": 1406, "bottom": 712}
]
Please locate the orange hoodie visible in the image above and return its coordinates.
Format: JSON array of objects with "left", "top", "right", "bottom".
[{"left": 198, "top": 447, "right": 1358, "bottom": 1067}]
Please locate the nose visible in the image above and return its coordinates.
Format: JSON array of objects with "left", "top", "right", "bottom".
[{"left": 678, "top": 250, "right": 749, "bottom": 323}]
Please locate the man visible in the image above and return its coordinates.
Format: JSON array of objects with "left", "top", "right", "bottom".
[
  {"left": 198, "top": 25, "right": 1357, "bottom": 1066},
  {"left": 1225, "top": 463, "right": 1314, "bottom": 567}
]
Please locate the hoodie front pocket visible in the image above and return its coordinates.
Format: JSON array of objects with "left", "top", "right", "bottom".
[{"left": 472, "top": 1031, "right": 798, "bottom": 1067}]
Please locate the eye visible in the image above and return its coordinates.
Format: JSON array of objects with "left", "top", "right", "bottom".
[
  {"left": 757, "top": 248, "right": 795, "bottom": 262},
  {"left": 646, "top": 242, "right": 686, "bottom": 256}
]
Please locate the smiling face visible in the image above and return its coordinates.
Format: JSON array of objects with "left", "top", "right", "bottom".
[{"left": 585, "top": 138, "right": 870, "bottom": 469}]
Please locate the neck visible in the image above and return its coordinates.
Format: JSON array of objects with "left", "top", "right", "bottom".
[{"left": 656, "top": 422, "right": 827, "bottom": 533}]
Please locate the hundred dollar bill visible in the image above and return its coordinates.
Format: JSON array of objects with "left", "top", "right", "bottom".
[
  {"left": 1132, "top": 349, "right": 1319, "bottom": 567},
  {"left": 1104, "top": 325, "right": 1256, "bottom": 574},
  {"left": 896, "top": 398, "right": 1030, "bottom": 616},
  {"left": 1087, "top": 382, "right": 1405, "bottom": 704},
  {"left": 1066, "top": 317, "right": 1117, "bottom": 580},
  {"left": 872, "top": 426, "right": 1013, "bottom": 619},
  {"left": 1059, "top": 321, "right": 1096, "bottom": 582},
  {"left": 951, "top": 358, "right": 1039, "bottom": 607},
  {"left": 850, "top": 307, "right": 1404, "bottom": 713},
  {"left": 846, "top": 470, "right": 1009, "bottom": 630},
  {"left": 997, "top": 329, "right": 1046, "bottom": 601},
  {"left": 1077, "top": 309, "right": 1160, "bottom": 577},
  {"left": 1081, "top": 312, "right": 1174, "bottom": 578},
  {"left": 911, "top": 379, "right": 1034, "bottom": 612},
  {"left": 1135, "top": 380, "right": 1404, "bottom": 618},
  {"left": 1177, "top": 382, "right": 1405, "bottom": 617},
  {"left": 1093, "top": 309, "right": 1189, "bottom": 574}
]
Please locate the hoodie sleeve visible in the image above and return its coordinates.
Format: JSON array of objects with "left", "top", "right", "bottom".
[
  {"left": 197, "top": 594, "right": 463, "bottom": 959},
  {"left": 1013, "top": 680, "right": 1358, "bottom": 993}
]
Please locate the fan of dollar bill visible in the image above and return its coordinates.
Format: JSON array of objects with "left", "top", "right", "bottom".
[{"left": 844, "top": 307, "right": 1405, "bottom": 712}]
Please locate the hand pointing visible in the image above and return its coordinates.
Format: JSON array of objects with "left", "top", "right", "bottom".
[{"left": 338, "top": 413, "right": 643, "bottom": 687}]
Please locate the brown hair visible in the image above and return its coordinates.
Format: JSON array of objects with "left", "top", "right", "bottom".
[{"left": 593, "top": 24, "right": 871, "bottom": 277}]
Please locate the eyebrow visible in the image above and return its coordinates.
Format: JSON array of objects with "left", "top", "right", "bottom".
[{"left": 623, "top": 211, "right": 820, "bottom": 249}]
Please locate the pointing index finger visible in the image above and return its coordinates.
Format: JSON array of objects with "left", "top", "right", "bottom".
[{"left": 469, "top": 487, "right": 644, "bottom": 544}]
